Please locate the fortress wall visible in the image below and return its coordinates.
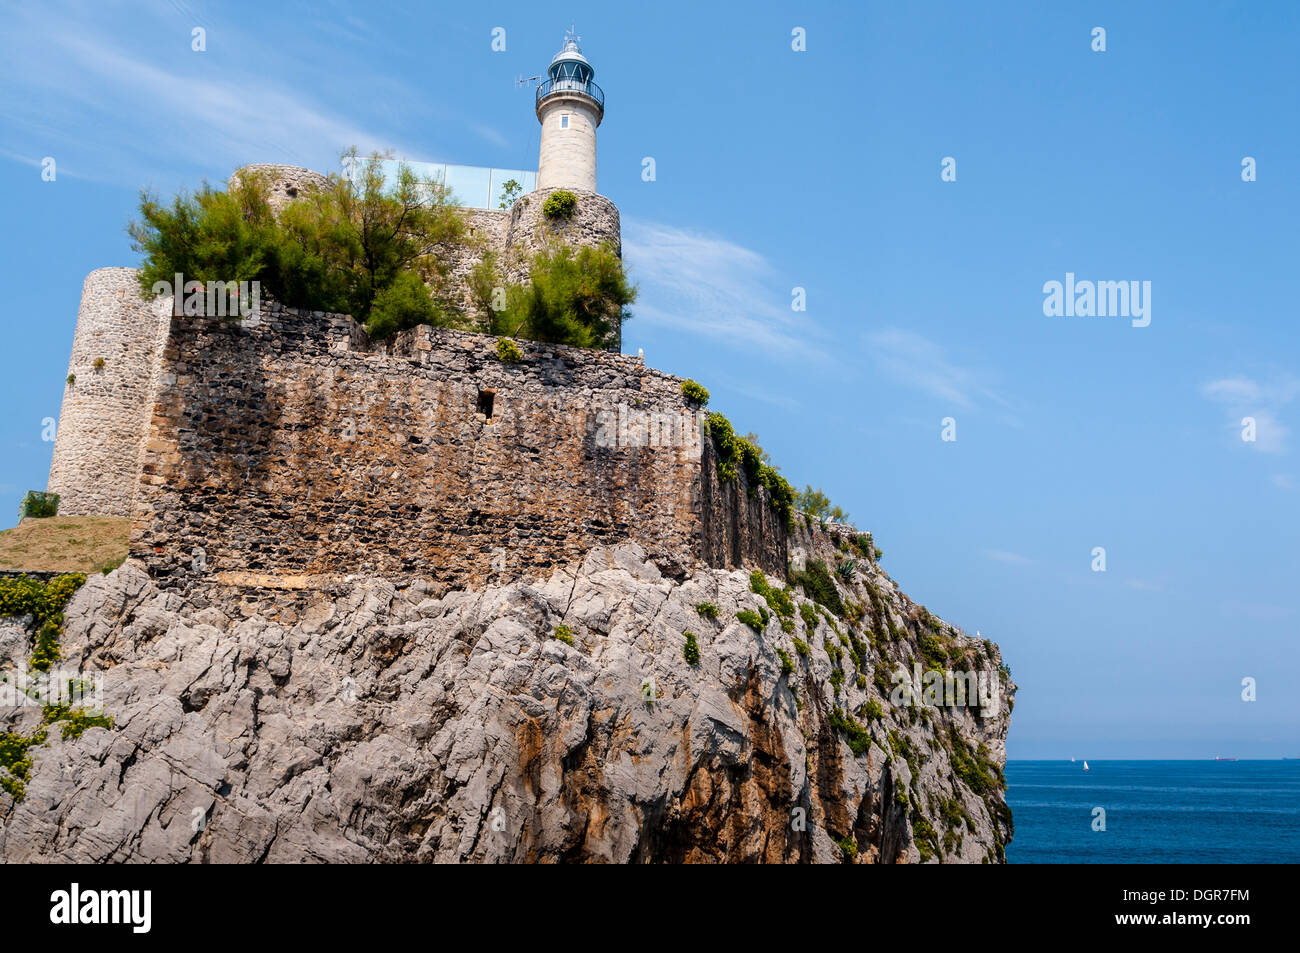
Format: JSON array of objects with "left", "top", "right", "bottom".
[
  {"left": 130, "top": 304, "right": 712, "bottom": 591},
  {"left": 698, "top": 440, "right": 790, "bottom": 576},
  {"left": 47, "top": 268, "right": 170, "bottom": 517}
]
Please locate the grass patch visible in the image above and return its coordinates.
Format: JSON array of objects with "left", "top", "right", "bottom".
[{"left": 0, "top": 516, "right": 129, "bottom": 573}]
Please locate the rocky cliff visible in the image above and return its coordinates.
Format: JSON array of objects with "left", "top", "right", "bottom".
[{"left": 0, "top": 526, "right": 1013, "bottom": 863}]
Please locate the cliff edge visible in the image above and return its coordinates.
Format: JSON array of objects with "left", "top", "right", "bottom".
[{"left": 0, "top": 526, "right": 1013, "bottom": 863}]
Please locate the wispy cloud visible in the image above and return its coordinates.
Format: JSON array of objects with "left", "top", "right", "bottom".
[
  {"left": 1272, "top": 474, "right": 1295, "bottom": 491},
  {"left": 864, "top": 327, "right": 1014, "bottom": 415},
  {"left": 622, "top": 220, "right": 828, "bottom": 360},
  {"left": 984, "top": 549, "right": 1033, "bottom": 565},
  {"left": 1201, "top": 374, "right": 1298, "bottom": 453},
  {"left": 0, "top": 5, "right": 410, "bottom": 186}
]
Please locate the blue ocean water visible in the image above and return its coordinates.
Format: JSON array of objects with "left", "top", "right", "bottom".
[{"left": 1005, "top": 760, "right": 1300, "bottom": 863}]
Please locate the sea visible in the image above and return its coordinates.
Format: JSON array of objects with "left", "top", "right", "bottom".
[{"left": 1005, "top": 760, "right": 1300, "bottom": 863}]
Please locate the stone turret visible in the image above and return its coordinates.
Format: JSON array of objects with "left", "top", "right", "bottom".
[
  {"left": 228, "top": 164, "right": 331, "bottom": 215},
  {"left": 46, "top": 268, "right": 171, "bottom": 517}
]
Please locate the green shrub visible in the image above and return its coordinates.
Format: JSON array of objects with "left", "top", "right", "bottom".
[
  {"left": 706, "top": 412, "right": 795, "bottom": 529},
  {"left": 836, "top": 837, "right": 858, "bottom": 861},
  {"left": 0, "top": 573, "right": 85, "bottom": 625},
  {"left": 130, "top": 152, "right": 470, "bottom": 339},
  {"left": 749, "top": 570, "right": 795, "bottom": 620},
  {"left": 792, "top": 637, "right": 809, "bottom": 657},
  {"left": 554, "top": 623, "right": 574, "bottom": 646},
  {"left": 66, "top": 374, "right": 75, "bottom": 385},
  {"left": 365, "top": 270, "right": 441, "bottom": 338},
  {"left": 736, "top": 610, "right": 764, "bottom": 633},
  {"left": 695, "top": 601, "right": 719, "bottom": 620},
  {"left": 92, "top": 357, "right": 106, "bottom": 370},
  {"left": 542, "top": 189, "right": 578, "bottom": 220},
  {"left": 912, "top": 813, "right": 940, "bottom": 862},
  {"left": 31, "top": 618, "right": 62, "bottom": 671},
  {"left": 683, "top": 631, "right": 700, "bottom": 666},
  {"left": 799, "top": 603, "right": 819, "bottom": 632},
  {"left": 18, "top": 491, "right": 59, "bottom": 520},
  {"left": 790, "top": 560, "right": 844, "bottom": 616},
  {"left": 482, "top": 243, "right": 634, "bottom": 350},
  {"left": 495, "top": 337, "right": 523, "bottom": 363},
  {"left": 41, "top": 705, "right": 114, "bottom": 741},
  {"left": 798, "top": 486, "right": 831, "bottom": 521},
  {"left": 680, "top": 379, "right": 709, "bottom": 405},
  {"left": 777, "top": 648, "right": 794, "bottom": 676},
  {"left": 0, "top": 728, "right": 46, "bottom": 802},
  {"left": 864, "top": 699, "right": 884, "bottom": 721},
  {"left": 829, "top": 708, "right": 871, "bottom": 756},
  {"left": 835, "top": 558, "right": 858, "bottom": 583}
]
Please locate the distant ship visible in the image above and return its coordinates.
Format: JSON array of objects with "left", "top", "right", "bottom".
[
  {"left": 1070, "top": 757, "right": 1075, "bottom": 763},
  {"left": 1082, "top": 761, "right": 1089, "bottom": 771},
  {"left": 1215, "top": 756, "right": 1238, "bottom": 762}
]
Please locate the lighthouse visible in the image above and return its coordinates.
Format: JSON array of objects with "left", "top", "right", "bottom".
[{"left": 535, "top": 28, "right": 604, "bottom": 192}]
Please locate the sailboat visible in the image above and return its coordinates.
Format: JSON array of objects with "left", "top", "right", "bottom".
[
  {"left": 1082, "top": 761, "right": 1090, "bottom": 771},
  {"left": 1070, "top": 757, "right": 1076, "bottom": 763}
]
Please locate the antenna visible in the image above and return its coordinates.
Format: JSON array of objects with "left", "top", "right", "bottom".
[{"left": 514, "top": 73, "right": 542, "bottom": 88}]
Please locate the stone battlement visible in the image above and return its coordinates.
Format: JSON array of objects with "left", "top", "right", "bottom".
[{"left": 124, "top": 301, "right": 786, "bottom": 592}]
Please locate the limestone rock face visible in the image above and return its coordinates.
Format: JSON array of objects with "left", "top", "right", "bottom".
[{"left": 0, "top": 541, "right": 1014, "bottom": 863}]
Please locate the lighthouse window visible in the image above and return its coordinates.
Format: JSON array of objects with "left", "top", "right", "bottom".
[{"left": 560, "top": 115, "right": 569, "bottom": 129}]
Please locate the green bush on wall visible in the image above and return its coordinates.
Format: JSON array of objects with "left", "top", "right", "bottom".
[
  {"left": 18, "top": 491, "right": 59, "bottom": 520},
  {"left": 680, "top": 380, "right": 709, "bottom": 405},
  {"left": 495, "top": 338, "right": 523, "bottom": 363},
  {"left": 542, "top": 189, "right": 578, "bottom": 220}
]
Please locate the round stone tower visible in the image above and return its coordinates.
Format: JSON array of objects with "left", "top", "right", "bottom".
[
  {"left": 535, "top": 29, "right": 604, "bottom": 192},
  {"left": 228, "top": 164, "right": 331, "bottom": 216},
  {"left": 47, "top": 268, "right": 172, "bottom": 517}
]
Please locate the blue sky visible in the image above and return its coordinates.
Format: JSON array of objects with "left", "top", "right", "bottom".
[{"left": 1, "top": 1, "right": 1296, "bottom": 759}]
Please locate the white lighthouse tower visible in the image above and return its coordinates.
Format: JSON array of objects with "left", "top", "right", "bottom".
[{"left": 535, "top": 28, "right": 604, "bottom": 193}]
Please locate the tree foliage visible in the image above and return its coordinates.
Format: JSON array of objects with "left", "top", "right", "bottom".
[
  {"left": 473, "top": 243, "right": 635, "bottom": 351},
  {"left": 128, "top": 151, "right": 471, "bottom": 338}
]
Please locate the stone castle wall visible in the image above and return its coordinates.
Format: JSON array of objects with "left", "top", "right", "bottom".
[
  {"left": 46, "top": 268, "right": 171, "bottom": 517},
  {"left": 130, "top": 303, "right": 785, "bottom": 592}
]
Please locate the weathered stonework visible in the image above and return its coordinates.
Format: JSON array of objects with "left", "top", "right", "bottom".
[
  {"left": 46, "top": 268, "right": 171, "bottom": 517},
  {"left": 227, "top": 164, "right": 331, "bottom": 214},
  {"left": 130, "top": 302, "right": 784, "bottom": 593}
]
